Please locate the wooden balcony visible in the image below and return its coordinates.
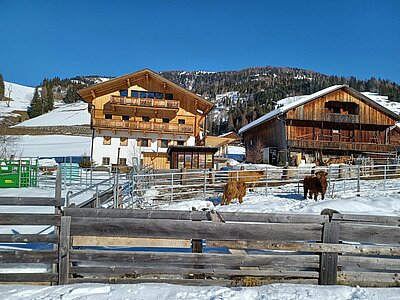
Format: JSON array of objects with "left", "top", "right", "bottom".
[
  {"left": 93, "top": 118, "right": 194, "bottom": 135},
  {"left": 324, "top": 113, "right": 359, "bottom": 123},
  {"left": 288, "top": 139, "right": 396, "bottom": 153},
  {"left": 110, "top": 95, "right": 180, "bottom": 110}
]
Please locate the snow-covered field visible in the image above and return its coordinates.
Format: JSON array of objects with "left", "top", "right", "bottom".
[
  {"left": 0, "top": 282, "right": 399, "bottom": 300},
  {"left": 13, "top": 102, "right": 90, "bottom": 127},
  {"left": 14, "top": 135, "right": 91, "bottom": 157},
  {"left": 1, "top": 176, "right": 400, "bottom": 299}
]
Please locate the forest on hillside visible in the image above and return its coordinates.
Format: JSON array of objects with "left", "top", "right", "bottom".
[{"left": 160, "top": 67, "right": 400, "bottom": 135}]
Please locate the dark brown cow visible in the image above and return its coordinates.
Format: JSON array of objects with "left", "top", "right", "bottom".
[
  {"left": 303, "top": 171, "right": 328, "bottom": 201},
  {"left": 221, "top": 181, "right": 247, "bottom": 205}
]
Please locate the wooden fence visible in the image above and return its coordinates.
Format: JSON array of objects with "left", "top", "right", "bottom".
[
  {"left": 0, "top": 198, "right": 399, "bottom": 287},
  {"left": 0, "top": 197, "right": 64, "bottom": 284}
]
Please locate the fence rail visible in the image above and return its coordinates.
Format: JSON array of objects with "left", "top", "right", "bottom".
[
  {"left": 1, "top": 199, "right": 399, "bottom": 287},
  {"left": 125, "top": 164, "right": 400, "bottom": 207}
]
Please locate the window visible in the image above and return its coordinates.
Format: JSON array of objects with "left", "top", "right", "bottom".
[
  {"left": 165, "top": 93, "right": 174, "bottom": 100},
  {"left": 120, "top": 137, "right": 128, "bottom": 146},
  {"left": 103, "top": 136, "right": 111, "bottom": 145},
  {"left": 147, "top": 92, "right": 155, "bottom": 98},
  {"left": 178, "top": 119, "right": 185, "bottom": 125},
  {"left": 139, "top": 91, "right": 147, "bottom": 98},
  {"left": 177, "top": 140, "right": 185, "bottom": 146},
  {"left": 160, "top": 139, "right": 169, "bottom": 148},
  {"left": 119, "top": 90, "right": 128, "bottom": 97},
  {"left": 122, "top": 115, "right": 130, "bottom": 121},
  {"left": 142, "top": 116, "right": 150, "bottom": 122},
  {"left": 155, "top": 92, "right": 164, "bottom": 99},
  {"left": 139, "top": 138, "right": 149, "bottom": 147},
  {"left": 105, "top": 114, "right": 112, "bottom": 119},
  {"left": 102, "top": 157, "right": 110, "bottom": 165},
  {"left": 162, "top": 118, "right": 170, "bottom": 123},
  {"left": 131, "top": 91, "right": 139, "bottom": 98},
  {"left": 118, "top": 158, "right": 127, "bottom": 165}
]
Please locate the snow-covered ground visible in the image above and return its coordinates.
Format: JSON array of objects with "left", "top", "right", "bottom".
[
  {"left": 13, "top": 102, "right": 90, "bottom": 127},
  {"left": 13, "top": 135, "right": 91, "bottom": 157},
  {"left": 0, "top": 81, "right": 35, "bottom": 118},
  {"left": 1, "top": 177, "right": 399, "bottom": 299},
  {"left": 0, "top": 282, "right": 399, "bottom": 300}
]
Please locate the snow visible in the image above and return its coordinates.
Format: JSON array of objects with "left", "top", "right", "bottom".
[
  {"left": 0, "top": 283, "right": 399, "bottom": 299},
  {"left": 13, "top": 102, "right": 90, "bottom": 127},
  {"left": 0, "top": 81, "right": 35, "bottom": 117},
  {"left": 14, "top": 135, "right": 91, "bottom": 157},
  {"left": 1, "top": 177, "right": 400, "bottom": 298},
  {"left": 228, "top": 145, "right": 245, "bottom": 155}
]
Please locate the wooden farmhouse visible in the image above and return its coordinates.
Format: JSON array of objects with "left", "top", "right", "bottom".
[
  {"left": 77, "top": 69, "right": 214, "bottom": 169},
  {"left": 239, "top": 85, "right": 400, "bottom": 165}
]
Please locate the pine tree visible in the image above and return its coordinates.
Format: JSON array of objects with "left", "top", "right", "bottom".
[
  {"left": 46, "top": 83, "right": 54, "bottom": 111},
  {"left": 65, "top": 86, "right": 76, "bottom": 103},
  {"left": 0, "top": 74, "right": 4, "bottom": 100},
  {"left": 28, "top": 88, "right": 42, "bottom": 118}
]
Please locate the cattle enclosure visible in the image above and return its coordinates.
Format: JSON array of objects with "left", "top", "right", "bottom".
[{"left": 0, "top": 197, "right": 399, "bottom": 287}]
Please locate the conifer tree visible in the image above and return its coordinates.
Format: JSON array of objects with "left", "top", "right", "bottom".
[
  {"left": 28, "top": 88, "right": 42, "bottom": 118},
  {"left": 46, "top": 83, "right": 54, "bottom": 111},
  {"left": 65, "top": 86, "right": 77, "bottom": 103},
  {"left": 0, "top": 74, "right": 4, "bottom": 100}
]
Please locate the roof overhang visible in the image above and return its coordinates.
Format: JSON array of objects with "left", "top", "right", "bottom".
[{"left": 77, "top": 69, "right": 214, "bottom": 115}]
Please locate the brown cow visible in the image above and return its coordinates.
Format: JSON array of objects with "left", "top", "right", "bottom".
[
  {"left": 303, "top": 171, "right": 328, "bottom": 201},
  {"left": 221, "top": 181, "right": 247, "bottom": 205}
]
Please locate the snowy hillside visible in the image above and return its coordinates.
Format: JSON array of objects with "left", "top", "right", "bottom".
[
  {"left": 14, "top": 135, "right": 91, "bottom": 157},
  {"left": 0, "top": 81, "right": 35, "bottom": 118},
  {"left": 13, "top": 102, "right": 90, "bottom": 127}
]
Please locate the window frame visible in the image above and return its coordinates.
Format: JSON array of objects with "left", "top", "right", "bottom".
[
  {"left": 103, "top": 136, "right": 111, "bottom": 145},
  {"left": 120, "top": 137, "right": 128, "bottom": 146},
  {"left": 102, "top": 157, "right": 110, "bottom": 165}
]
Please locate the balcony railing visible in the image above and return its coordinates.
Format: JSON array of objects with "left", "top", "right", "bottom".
[
  {"left": 110, "top": 95, "right": 180, "bottom": 109},
  {"left": 288, "top": 139, "right": 396, "bottom": 153},
  {"left": 324, "top": 113, "right": 359, "bottom": 123},
  {"left": 93, "top": 118, "right": 194, "bottom": 134}
]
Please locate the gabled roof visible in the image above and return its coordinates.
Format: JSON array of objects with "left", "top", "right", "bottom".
[
  {"left": 205, "top": 136, "right": 236, "bottom": 147},
  {"left": 239, "top": 85, "right": 400, "bottom": 134},
  {"left": 77, "top": 69, "right": 214, "bottom": 114}
]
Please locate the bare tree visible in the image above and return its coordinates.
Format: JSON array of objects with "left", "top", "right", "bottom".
[
  {"left": 246, "top": 138, "right": 264, "bottom": 163},
  {"left": 6, "top": 84, "right": 12, "bottom": 107},
  {"left": 0, "top": 120, "right": 21, "bottom": 159}
]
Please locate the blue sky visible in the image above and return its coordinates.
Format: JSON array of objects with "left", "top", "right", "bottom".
[{"left": 0, "top": 0, "right": 399, "bottom": 86}]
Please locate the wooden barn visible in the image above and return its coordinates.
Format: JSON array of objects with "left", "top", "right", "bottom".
[{"left": 239, "top": 85, "right": 400, "bottom": 165}]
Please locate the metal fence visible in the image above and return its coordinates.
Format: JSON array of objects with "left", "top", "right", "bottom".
[{"left": 125, "top": 164, "right": 400, "bottom": 207}]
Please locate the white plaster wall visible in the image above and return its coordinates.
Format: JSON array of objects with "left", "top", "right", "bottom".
[{"left": 92, "top": 131, "right": 193, "bottom": 166}]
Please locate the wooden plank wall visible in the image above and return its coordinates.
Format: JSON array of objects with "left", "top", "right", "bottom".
[
  {"left": 0, "top": 197, "right": 64, "bottom": 284},
  {"left": 1, "top": 203, "right": 399, "bottom": 287},
  {"left": 61, "top": 209, "right": 399, "bottom": 287}
]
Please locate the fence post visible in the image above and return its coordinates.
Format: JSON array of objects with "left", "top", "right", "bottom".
[
  {"left": 265, "top": 167, "right": 268, "bottom": 196},
  {"left": 58, "top": 216, "right": 71, "bottom": 285},
  {"left": 203, "top": 170, "right": 207, "bottom": 198},
  {"left": 357, "top": 164, "right": 361, "bottom": 193},
  {"left": 384, "top": 165, "right": 387, "bottom": 190},
  {"left": 319, "top": 221, "right": 339, "bottom": 285},
  {"left": 170, "top": 173, "right": 174, "bottom": 203},
  {"left": 55, "top": 166, "right": 62, "bottom": 201}
]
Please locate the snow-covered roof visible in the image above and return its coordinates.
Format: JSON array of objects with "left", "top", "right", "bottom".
[
  {"left": 13, "top": 102, "right": 90, "bottom": 127},
  {"left": 239, "top": 85, "right": 400, "bottom": 134}
]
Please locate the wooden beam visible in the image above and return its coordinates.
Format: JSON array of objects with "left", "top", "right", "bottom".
[{"left": 91, "top": 90, "right": 96, "bottom": 99}]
